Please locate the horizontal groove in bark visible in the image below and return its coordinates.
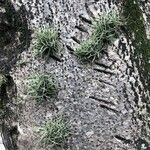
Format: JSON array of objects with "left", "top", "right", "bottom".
[
  {"left": 79, "top": 15, "right": 92, "bottom": 24},
  {"left": 85, "top": 3, "right": 95, "bottom": 18},
  {"left": 75, "top": 25, "right": 88, "bottom": 33},
  {"left": 71, "top": 36, "right": 81, "bottom": 44},
  {"left": 115, "top": 135, "right": 132, "bottom": 144},
  {"left": 94, "top": 61, "right": 111, "bottom": 69},
  {"left": 89, "top": 96, "right": 115, "bottom": 105},
  {"left": 49, "top": 55, "right": 63, "bottom": 62},
  {"left": 66, "top": 45, "right": 75, "bottom": 53},
  {"left": 99, "top": 104, "right": 119, "bottom": 114},
  {"left": 94, "top": 68, "right": 115, "bottom": 75},
  {"left": 98, "top": 79, "right": 116, "bottom": 87}
]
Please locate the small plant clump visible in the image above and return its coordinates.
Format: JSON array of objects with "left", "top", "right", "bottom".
[
  {"left": 76, "top": 10, "right": 122, "bottom": 62},
  {"left": 39, "top": 117, "right": 69, "bottom": 148},
  {"left": 34, "top": 28, "right": 60, "bottom": 59},
  {"left": 27, "top": 74, "right": 56, "bottom": 102}
]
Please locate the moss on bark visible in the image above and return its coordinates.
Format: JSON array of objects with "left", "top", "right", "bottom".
[{"left": 123, "top": 0, "right": 150, "bottom": 88}]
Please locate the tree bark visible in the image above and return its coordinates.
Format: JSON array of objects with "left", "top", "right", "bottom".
[{"left": 0, "top": 0, "right": 149, "bottom": 150}]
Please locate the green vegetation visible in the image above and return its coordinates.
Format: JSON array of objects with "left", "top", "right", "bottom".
[
  {"left": 124, "top": 1, "right": 150, "bottom": 147},
  {"left": 39, "top": 117, "right": 69, "bottom": 148},
  {"left": 76, "top": 10, "right": 122, "bottom": 62},
  {"left": 123, "top": 0, "right": 150, "bottom": 88},
  {"left": 27, "top": 74, "right": 56, "bottom": 102},
  {"left": 0, "top": 75, "right": 6, "bottom": 88},
  {"left": 34, "top": 28, "right": 60, "bottom": 59}
]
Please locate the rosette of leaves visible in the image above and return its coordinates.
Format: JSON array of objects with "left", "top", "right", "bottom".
[
  {"left": 27, "top": 74, "right": 56, "bottom": 102},
  {"left": 39, "top": 117, "right": 69, "bottom": 148},
  {"left": 34, "top": 28, "right": 60, "bottom": 59},
  {"left": 76, "top": 10, "right": 122, "bottom": 62}
]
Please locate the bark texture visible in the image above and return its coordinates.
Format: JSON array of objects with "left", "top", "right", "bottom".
[{"left": 0, "top": 0, "right": 149, "bottom": 150}]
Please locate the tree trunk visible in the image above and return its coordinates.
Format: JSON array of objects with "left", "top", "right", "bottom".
[{"left": 0, "top": 0, "right": 149, "bottom": 150}]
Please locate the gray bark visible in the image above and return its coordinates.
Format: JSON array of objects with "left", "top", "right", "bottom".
[{"left": 0, "top": 0, "right": 149, "bottom": 150}]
